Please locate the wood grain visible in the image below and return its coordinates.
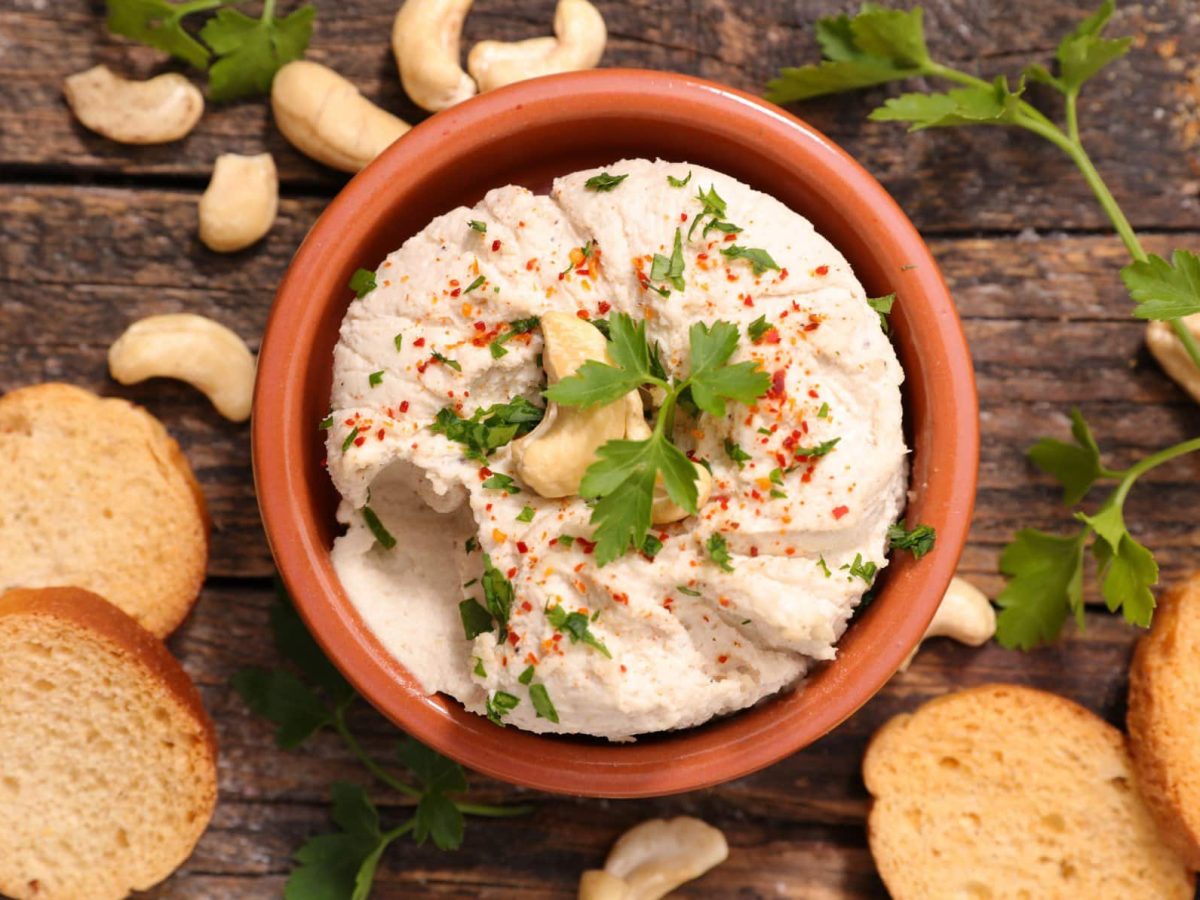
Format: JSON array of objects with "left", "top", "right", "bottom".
[{"left": 3, "top": 0, "right": 1200, "bottom": 896}]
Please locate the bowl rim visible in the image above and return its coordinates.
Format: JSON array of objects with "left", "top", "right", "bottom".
[{"left": 252, "top": 68, "right": 979, "bottom": 798}]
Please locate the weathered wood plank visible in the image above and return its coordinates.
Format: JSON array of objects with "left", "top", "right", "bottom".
[{"left": 1, "top": 1, "right": 1199, "bottom": 236}]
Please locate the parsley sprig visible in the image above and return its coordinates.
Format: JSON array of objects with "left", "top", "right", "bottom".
[
  {"left": 430, "top": 397, "right": 544, "bottom": 462},
  {"left": 772, "top": 2, "right": 1200, "bottom": 646},
  {"left": 545, "top": 313, "right": 769, "bottom": 564},
  {"left": 106, "top": 0, "right": 314, "bottom": 101},
  {"left": 995, "top": 410, "right": 1199, "bottom": 649},
  {"left": 234, "top": 584, "right": 530, "bottom": 898}
]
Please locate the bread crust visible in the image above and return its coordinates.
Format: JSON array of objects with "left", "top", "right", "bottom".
[
  {"left": 1129, "top": 576, "right": 1200, "bottom": 869},
  {"left": 0, "top": 586, "right": 218, "bottom": 899},
  {"left": 0, "top": 382, "right": 210, "bottom": 636}
]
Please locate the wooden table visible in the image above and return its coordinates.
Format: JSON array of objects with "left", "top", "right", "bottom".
[{"left": 3, "top": 1, "right": 1199, "bottom": 896}]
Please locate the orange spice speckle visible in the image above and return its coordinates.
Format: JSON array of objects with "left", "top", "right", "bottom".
[{"left": 492, "top": 528, "right": 508, "bottom": 544}]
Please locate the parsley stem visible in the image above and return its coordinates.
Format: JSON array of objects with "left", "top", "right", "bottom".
[
  {"left": 1109, "top": 436, "right": 1200, "bottom": 507},
  {"left": 332, "top": 705, "right": 422, "bottom": 800},
  {"left": 382, "top": 821, "right": 415, "bottom": 842},
  {"left": 454, "top": 801, "right": 535, "bottom": 817},
  {"left": 1064, "top": 91, "right": 1081, "bottom": 146},
  {"left": 260, "top": 0, "right": 276, "bottom": 21}
]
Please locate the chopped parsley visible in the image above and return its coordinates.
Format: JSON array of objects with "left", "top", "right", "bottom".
[
  {"left": 707, "top": 533, "right": 735, "bottom": 572},
  {"left": 319, "top": 414, "right": 333, "bottom": 430},
  {"left": 481, "top": 473, "right": 520, "bottom": 494},
  {"left": 667, "top": 171, "right": 693, "bottom": 187},
  {"left": 473, "top": 656, "right": 486, "bottom": 677},
  {"left": 463, "top": 275, "right": 486, "bottom": 294},
  {"left": 721, "top": 245, "right": 780, "bottom": 276},
  {"left": 676, "top": 585, "right": 701, "bottom": 596},
  {"left": 517, "top": 665, "right": 535, "bottom": 685},
  {"left": 469, "top": 220, "right": 487, "bottom": 233},
  {"left": 641, "top": 533, "right": 663, "bottom": 559},
  {"left": 794, "top": 437, "right": 840, "bottom": 459},
  {"left": 557, "top": 534, "right": 576, "bottom": 548},
  {"left": 769, "top": 467, "right": 784, "bottom": 485},
  {"left": 528, "top": 683, "right": 559, "bottom": 722},
  {"left": 431, "top": 397, "right": 544, "bottom": 462},
  {"left": 687, "top": 185, "right": 730, "bottom": 240},
  {"left": 817, "top": 402, "right": 830, "bottom": 418},
  {"left": 341, "top": 426, "right": 360, "bottom": 452},
  {"left": 361, "top": 506, "right": 396, "bottom": 549},
  {"left": 465, "top": 536, "right": 479, "bottom": 552},
  {"left": 817, "top": 556, "right": 832, "bottom": 578},
  {"left": 545, "top": 605, "right": 611, "bottom": 658},
  {"left": 888, "top": 522, "right": 937, "bottom": 559},
  {"left": 348, "top": 267, "right": 376, "bottom": 298},
  {"left": 369, "top": 370, "right": 384, "bottom": 387},
  {"left": 486, "top": 690, "right": 519, "bottom": 725},
  {"left": 844, "top": 553, "right": 878, "bottom": 584},
  {"left": 770, "top": 488, "right": 787, "bottom": 499},
  {"left": 489, "top": 315, "right": 541, "bottom": 359},
  {"left": 393, "top": 333, "right": 403, "bottom": 352},
  {"left": 585, "top": 172, "right": 628, "bottom": 192},
  {"left": 724, "top": 437, "right": 752, "bottom": 468},
  {"left": 481, "top": 553, "right": 514, "bottom": 640},
  {"left": 868, "top": 294, "right": 896, "bottom": 332},
  {"left": 650, "top": 227, "right": 686, "bottom": 294},
  {"left": 747, "top": 315, "right": 775, "bottom": 343},
  {"left": 458, "top": 599, "right": 493, "bottom": 639},
  {"left": 431, "top": 350, "right": 462, "bottom": 372},
  {"left": 516, "top": 505, "right": 535, "bottom": 523}
]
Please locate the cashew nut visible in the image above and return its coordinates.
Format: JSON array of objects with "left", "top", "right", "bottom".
[
  {"left": 63, "top": 65, "right": 203, "bottom": 145},
  {"left": 1147, "top": 315, "right": 1200, "bottom": 404},
  {"left": 623, "top": 392, "right": 713, "bottom": 524},
  {"left": 271, "top": 61, "right": 410, "bottom": 173},
  {"left": 198, "top": 153, "right": 278, "bottom": 253},
  {"left": 392, "top": 0, "right": 477, "bottom": 112},
  {"left": 510, "top": 312, "right": 626, "bottom": 497},
  {"left": 900, "top": 576, "right": 996, "bottom": 671},
  {"left": 468, "top": 0, "right": 606, "bottom": 93},
  {"left": 108, "top": 314, "right": 256, "bottom": 422},
  {"left": 578, "top": 817, "right": 729, "bottom": 900}
]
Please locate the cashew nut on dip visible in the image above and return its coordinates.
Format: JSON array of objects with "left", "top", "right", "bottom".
[
  {"left": 469, "top": 0, "right": 607, "bottom": 94},
  {"left": 578, "top": 817, "right": 729, "bottom": 900},
  {"left": 325, "top": 160, "right": 907, "bottom": 739},
  {"left": 1146, "top": 314, "right": 1200, "bottom": 405},
  {"left": 899, "top": 576, "right": 996, "bottom": 671},
  {"left": 198, "top": 153, "right": 278, "bottom": 253},
  {"left": 108, "top": 314, "right": 256, "bottom": 423},
  {"left": 392, "top": 0, "right": 477, "bottom": 112},
  {"left": 62, "top": 65, "right": 203, "bottom": 145},
  {"left": 271, "top": 61, "right": 410, "bottom": 173}
]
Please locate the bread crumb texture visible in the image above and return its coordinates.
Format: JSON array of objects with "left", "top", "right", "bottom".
[
  {"left": 1129, "top": 574, "right": 1200, "bottom": 869},
  {"left": 0, "top": 383, "right": 208, "bottom": 636},
  {"left": 0, "top": 587, "right": 217, "bottom": 900},
  {"left": 863, "top": 683, "right": 1194, "bottom": 899}
]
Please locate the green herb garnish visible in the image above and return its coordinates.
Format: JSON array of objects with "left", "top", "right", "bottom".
[
  {"left": 463, "top": 275, "right": 486, "bottom": 294},
  {"left": 431, "top": 397, "right": 544, "bottom": 462},
  {"left": 720, "top": 245, "right": 780, "bottom": 276},
  {"left": 431, "top": 351, "right": 462, "bottom": 372},
  {"left": 724, "top": 437, "right": 752, "bottom": 468},
  {"left": 394, "top": 334, "right": 403, "bottom": 352},
  {"left": 341, "top": 427, "right": 359, "bottom": 452},
  {"left": 319, "top": 414, "right": 333, "bottom": 430},
  {"left": 546, "top": 605, "right": 611, "bottom": 658},
  {"left": 516, "top": 505, "right": 535, "bottom": 523},
  {"left": 348, "top": 267, "right": 376, "bottom": 298},
  {"left": 369, "top": 370, "right": 384, "bottom": 387},
  {"left": 650, "top": 228, "right": 686, "bottom": 293},
  {"left": 481, "top": 473, "right": 520, "bottom": 494},
  {"left": 486, "top": 691, "right": 519, "bottom": 725},
  {"left": 641, "top": 534, "right": 664, "bottom": 559},
  {"left": 528, "top": 683, "right": 559, "bottom": 723},
  {"left": 747, "top": 315, "right": 775, "bottom": 343},
  {"left": 517, "top": 665, "right": 535, "bottom": 685},
  {"left": 707, "top": 533, "right": 735, "bottom": 573},
  {"left": 480, "top": 553, "right": 514, "bottom": 641},
  {"left": 668, "top": 171, "right": 693, "bottom": 188},
  {"left": 459, "top": 599, "right": 493, "bottom": 639},
  {"left": 888, "top": 522, "right": 937, "bottom": 559},
  {"left": 489, "top": 315, "right": 541, "bottom": 359},
  {"left": 585, "top": 172, "right": 629, "bottom": 192},
  {"left": 844, "top": 553, "right": 877, "bottom": 585},
  {"left": 868, "top": 294, "right": 896, "bottom": 332},
  {"left": 676, "top": 585, "right": 701, "bottom": 597},
  {"left": 361, "top": 506, "right": 396, "bottom": 549},
  {"left": 469, "top": 220, "right": 487, "bottom": 233}
]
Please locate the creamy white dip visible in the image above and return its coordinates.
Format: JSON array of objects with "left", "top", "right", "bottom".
[{"left": 326, "top": 159, "right": 907, "bottom": 741}]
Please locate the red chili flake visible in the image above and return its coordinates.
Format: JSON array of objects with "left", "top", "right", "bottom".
[
  {"left": 815, "top": 265, "right": 829, "bottom": 276},
  {"left": 832, "top": 505, "right": 849, "bottom": 520},
  {"left": 785, "top": 547, "right": 796, "bottom": 556},
  {"left": 450, "top": 288, "right": 461, "bottom": 297},
  {"left": 576, "top": 537, "right": 597, "bottom": 554},
  {"left": 726, "top": 272, "right": 738, "bottom": 282},
  {"left": 804, "top": 321, "right": 820, "bottom": 332},
  {"left": 491, "top": 239, "right": 501, "bottom": 252},
  {"left": 344, "top": 417, "right": 356, "bottom": 426},
  {"left": 353, "top": 435, "right": 366, "bottom": 447},
  {"left": 507, "top": 631, "right": 521, "bottom": 647},
  {"left": 698, "top": 252, "right": 709, "bottom": 261},
  {"left": 719, "top": 597, "right": 730, "bottom": 607},
  {"left": 576, "top": 309, "right": 590, "bottom": 320},
  {"left": 743, "top": 295, "right": 754, "bottom": 308},
  {"left": 552, "top": 632, "right": 563, "bottom": 642},
  {"left": 473, "top": 321, "right": 486, "bottom": 331},
  {"left": 620, "top": 664, "right": 627, "bottom": 673},
  {"left": 801, "top": 468, "right": 814, "bottom": 483},
  {"left": 399, "top": 400, "right": 410, "bottom": 413},
  {"left": 525, "top": 258, "right": 537, "bottom": 271},
  {"left": 750, "top": 546, "right": 759, "bottom": 558},
  {"left": 479, "top": 467, "right": 493, "bottom": 479},
  {"left": 663, "top": 597, "right": 675, "bottom": 609},
  {"left": 516, "top": 541, "right": 529, "bottom": 554},
  {"left": 768, "top": 369, "right": 788, "bottom": 400},
  {"left": 525, "top": 652, "right": 538, "bottom": 665},
  {"left": 376, "top": 428, "right": 386, "bottom": 440},
  {"left": 507, "top": 567, "right": 518, "bottom": 579},
  {"left": 764, "top": 328, "right": 781, "bottom": 344},
  {"left": 598, "top": 300, "right": 611, "bottom": 314},
  {"left": 717, "top": 654, "right": 729, "bottom": 664},
  {"left": 521, "top": 601, "right": 533, "bottom": 613},
  {"left": 413, "top": 337, "right": 426, "bottom": 348},
  {"left": 808, "top": 389, "right": 819, "bottom": 399},
  {"left": 416, "top": 361, "right": 428, "bottom": 374},
  {"left": 613, "top": 592, "right": 629, "bottom": 605},
  {"left": 723, "top": 233, "right": 737, "bottom": 242},
  {"left": 780, "top": 267, "right": 789, "bottom": 280}
]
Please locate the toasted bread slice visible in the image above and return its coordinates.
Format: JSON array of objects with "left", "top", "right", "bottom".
[
  {"left": 0, "top": 587, "right": 218, "bottom": 900},
  {"left": 0, "top": 383, "right": 208, "bottom": 636},
  {"left": 863, "top": 683, "right": 1193, "bottom": 899},
  {"left": 1129, "top": 575, "right": 1200, "bottom": 868}
]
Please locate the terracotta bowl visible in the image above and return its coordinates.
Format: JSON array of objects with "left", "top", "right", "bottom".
[{"left": 253, "top": 69, "right": 978, "bottom": 798}]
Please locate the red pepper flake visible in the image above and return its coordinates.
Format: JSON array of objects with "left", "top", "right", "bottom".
[
  {"left": 832, "top": 505, "right": 849, "bottom": 520},
  {"left": 521, "top": 601, "right": 533, "bottom": 613},
  {"left": 680, "top": 212, "right": 688, "bottom": 222},
  {"left": 719, "top": 597, "right": 730, "bottom": 607},
  {"left": 473, "top": 321, "right": 486, "bottom": 331},
  {"left": 450, "top": 288, "right": 461, "bottom": 297},
  {"left": 508, "top": 631, "right": 521, "bottom": 646},
  {"left": 507, "top": 567, "right": 518, "bottom": 579},
  {"left": 413, "top": 337, "right": 426, "bottom": 348},
  {"left": 613, "top": 592, "right": 629, "bottom": 605},
  {"left": 491, "top": 239, "right": 501, "bottom": 252},
  {"left": 576, "top": 537, "right": 597, "bottom": 554},
  {"left": 815, "top": 264, "right": 829, "bottom": 276},
  {"left": 724, "top": 233, "right": 737, "bottom": 242},
  {"left": 743, "top": 295, "right": 754, "bottom": 308},
  {"left": 764, "top": 328, "right": 781, "bottom": 344},
  {"left": 808, "top": 389, "right": 819, "bottom": 399},
  {"left": 516, "top": 541, "right": 529, "bottom": 554},
  {"left": 376, "top": 428, "right": 385, "bottom": 440},
  {"left": 726, "top": 272, "right": 738, "bottom": 282},
  {"left": 598, "top": 300, "right": 611, "bottom": 314},
  {"left": 663, "top": 597, "right": 675, "bottom": 609},
  {"left": 576, "top": 309, "right": 590, "bottom": 320},
  {"left": 353, "top": 435, "right": 366, "bottom": 447},
  {"left": 525, "top": 652, "right": 538, "bottom": 665},
  {"left": 768, "top": 369, "right": 788, "bottom": 400},
  {"left": 717, "top": 654, "right": 728, "bottom": 664},
  {"left": 479, "top": 467, "right": 493, "bottom": 479},
  {"left": 804, "top": 321, "right": 820, "bottom": 332},
  {"left": 525, "top": 258, "right": 537, "bottom": 271},
  {"left": 398, "top": 400, "right": 410, "bottom": 414},
  {"left": 785, "top": 547, "right": 796, "bottom": 556},
  {"left": 780, "top": 267, "right": 789, "bottom": 280},
  {"left": 552, "top": 632, "right": 563, "bottom": 642},
  {"left": 750, "top": 546, "right": 759, "bottom": 558},
  {"left": 620, "top": 664, "right": 627, "bottom": 673}
]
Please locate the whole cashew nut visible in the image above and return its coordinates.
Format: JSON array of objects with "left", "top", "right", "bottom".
[
  {"left": 469, "top": 0, "right": 606, "bottom": 93},
  {"left": 199, "top": 153, "right": 278, "bottom": 253},
  {"left": 63, "top": 65, "right": 203, "bottom": 145},
  {"left": 510, "top": 312, "right": 626, "bottom": 497},
  {"left": 392, "top": 0, "right": 477, "bottom": 112},
  {"left": 578, "top": 817, "right": 729, "bottom": 900},
  {"left": 899, "top": 576, "right": 996, "bottom": 671},
  {"left": 1147, "top": 315, "right": 1200, "bottom": 404},
  {"left": 108, "top": 314, "right": 256, "bottom": 423},
  {"left": 271, "top": 61, "right": 410, "bottom": 173},
  {"left": 624, "top": 392, "right": 713, "bottom": 524}
]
